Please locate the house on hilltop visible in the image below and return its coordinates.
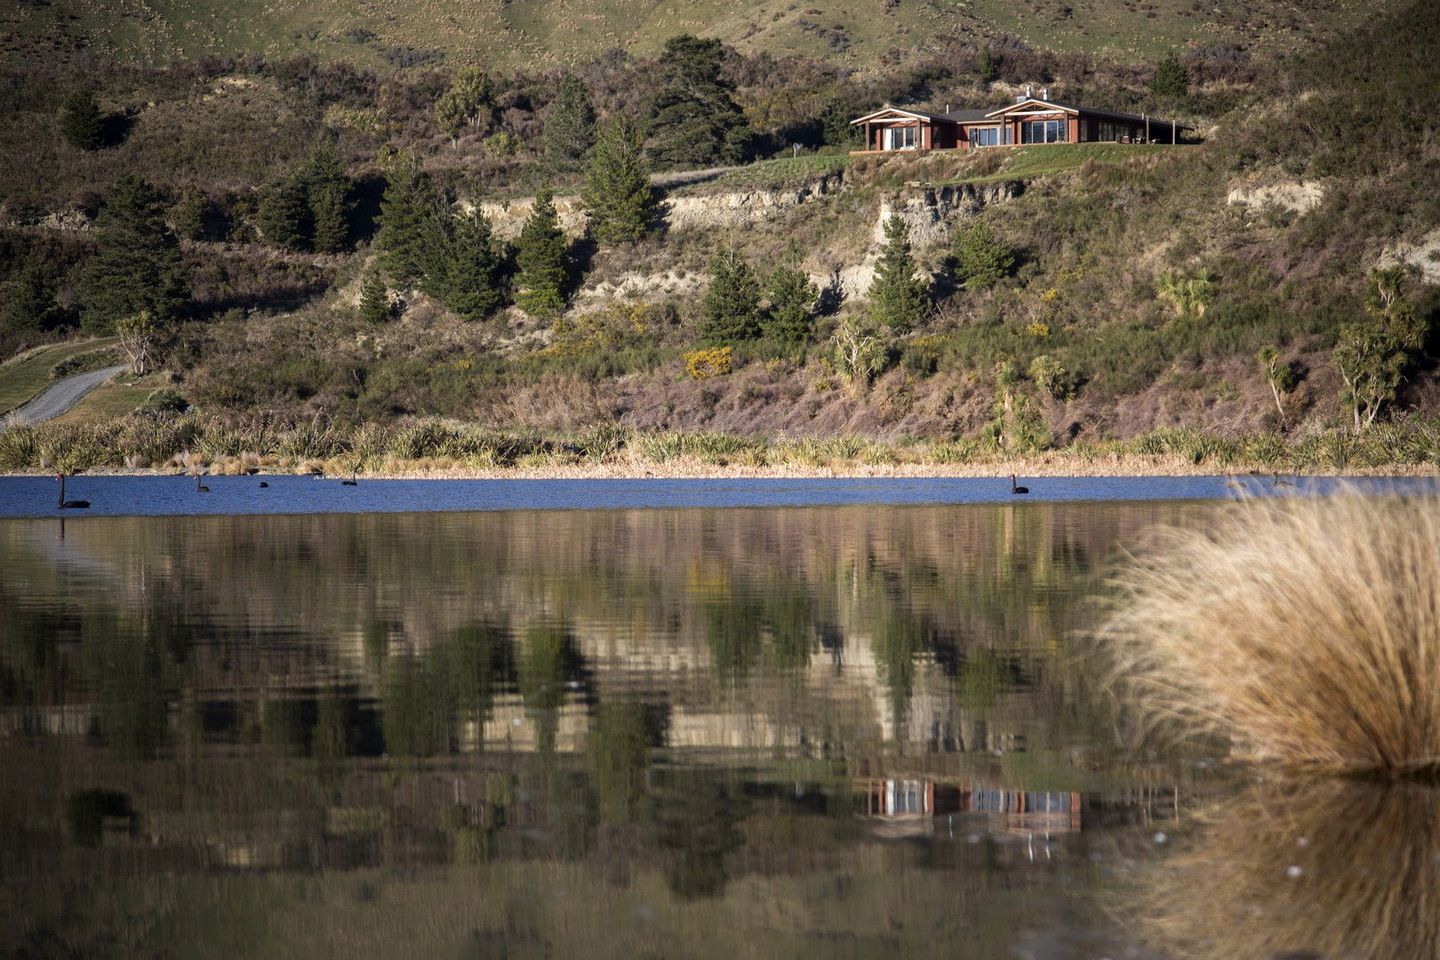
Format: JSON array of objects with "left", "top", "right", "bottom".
[{"left": 852, "top": 86, "right": 1184, "bottom": 153}]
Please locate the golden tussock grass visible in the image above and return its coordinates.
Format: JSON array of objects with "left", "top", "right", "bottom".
[
  {"left": 1129, "top": 779, "right": 1440, "bottom": 960},
  {"left": 1101, "top": 491, "right": 1440, "bottom": 775}
]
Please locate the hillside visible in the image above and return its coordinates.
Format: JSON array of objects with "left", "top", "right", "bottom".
[
  {"left": 0, "top": 0, "right": 1438, "bottom": 476},
  {"left": 3, "top": 0, "right": 1402, "bottom": 70}
]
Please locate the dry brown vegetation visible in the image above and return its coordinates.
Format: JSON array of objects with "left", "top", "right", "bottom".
[
  {"left": 1101, "top": 491, "right": 1440, "bottom": 775},
  {"left": 1130, "top": 779, "right": 1440, "bottom": 960}
]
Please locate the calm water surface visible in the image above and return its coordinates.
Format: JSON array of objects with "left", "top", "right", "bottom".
[{"left": 0, "top": 489, "right": 1431, "bottom": 958}]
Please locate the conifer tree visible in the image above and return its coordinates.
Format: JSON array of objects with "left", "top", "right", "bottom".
[
  {"left": 170, "top": 189, "right": 210, "bottom": 241},
  {"left": 542, "top": 73, "right": 596, "bottom": 171},
  {"left": 302, "top": 141, "right": 351, "bottom": 253},
  {"left": 951, "top": 221, "right": 1014, "bottom": 290},
  {"left": 309, "top": 180, "right": 349, "bottom": 254},
  {"left": 647, "top": 36, "right": 751, "bottom": 167},
  {"left": 977, "top": 45, "right": 998, "bottom": 84},
  {"left": 868, "top": 213, "right": 928, "bottom": 333},
  {"left": 1151, "top": 54, "right": 1189, "bottom": 100},
  {"left": 3, "top": 262, "right": 59, "bottom": 336},
  {"left": 359, "top": 271, "right": 391, "bottom": 323},
  {"left": 439, "top": 209, "right": 504, "bottom": 321},
  {"left": 59, "top": 89, "right": 104, "bottom": 150},
  {"left": 257, "top": 175, "right": 311, "bottom": 251},
  {"left": 583, "top": 115, "right": 655, "bottom": 245},
  {"left": 377, "top": 154, "right": 439, "bottom": 285},
  {"left": 515, "top": 184, "right": 568, "bottom": 317},
  {"left": 700, "top": 246, "right": 762, "bottom": 344},
  {"left": 762, "top": 257, "right": 817, "bottom": 345},
  {"left": 77, "top": 175, "right": 188, "bottom": 333}
]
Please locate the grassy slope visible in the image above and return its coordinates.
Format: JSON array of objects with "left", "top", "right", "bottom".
[
  {"left": 5, "top": 0, "right": 1401, "bottom": 69},
  {"left": 0, "top": 339, "right": 119, "bottom": 414}
]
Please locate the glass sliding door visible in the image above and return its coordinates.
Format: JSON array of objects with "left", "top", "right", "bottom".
[{"left": 1021, "top": 119, "right": 1067, "bottom": 144}]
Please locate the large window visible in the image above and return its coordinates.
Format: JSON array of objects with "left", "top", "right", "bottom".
[
  {"left": 1020, "top": 119, "right": 1066, "bottom": 144},
  {"left": 971, "top": 127, "right": 1000, "bottom": 147},
  {"left": 884, "top": 125, "right": 918, "bottom": 150}
]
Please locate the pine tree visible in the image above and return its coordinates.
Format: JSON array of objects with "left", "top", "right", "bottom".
[
  {"left": 542, "top": 73, "right": 596, "bottom": 171},
  {"left": 1151, "top": 54, "right": 1189, "bottom": 100},
  {"left": 377, "top": 154, "right": 439, "bottom": 285},
  {"left": 700, "top": 246, "right": 762, "bottom": 344},
  {"left": 819, "top": 98, "right": 856, "bottom": 149},
  {"left": 77, "top": 175, "right": 189, "bottom": 333},
  {"left": 59, "top": 89, "right": 104, "bottom": 150},
  {"left": 647, "top": 36, "right": 751, "bottom": 168},
  {"left": 359, "top": 271, "right": 391, "bottom": 323},
  {"left": 868, "top": 213, "right": 928, "bottom": 333},
  {"left": 301, "top": 141, "right": 351, "bottom": 253},
  {"left": 170, "top": 189, "right": 210, "bottom": 241},
  {"left": 3, "top": 262, "right": 59, "bottom": 336},
  {"left": 309, "top": 180, "right": 349, "bottom": 254},
  {"left": 439, "top": 209, "right": 505, "bottom": 321},
  {"left": 762, "top": 257, "right": 817, "bottom": 345},
  {"left": 977, "top": 45, "right": 998, "bottom": 84},
  {"left": 583, "top": 115, "right": 656, "bottom": 245},
  {"left": 515, "top": 184, "right": 568, "bottom": 317},
  {"left": 257, "top": 175, "right": 311, "bottom": 250},
  {"left": 951, "top": 221, "right": 1014, "bottom": 290}
]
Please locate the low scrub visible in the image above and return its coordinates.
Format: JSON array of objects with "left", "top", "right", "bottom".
[{"left": 1101, "top": 491, "right": 1440, "bottom": 775}]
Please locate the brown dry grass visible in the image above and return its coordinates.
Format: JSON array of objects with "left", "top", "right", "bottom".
[
  {"left": 1101, "top": 491, "right": 1440, "bottom": 775},
  {"left": 1129, "top": 779, "right": 1440, "bottom": 960}
]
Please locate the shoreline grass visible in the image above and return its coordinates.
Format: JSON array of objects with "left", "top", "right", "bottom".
[
  {"left": 3, "top": 415, "right": 1440, "bottom": 479},
  {"left": 1100, "top": 491, "right": 1440, "bottom": 776}
]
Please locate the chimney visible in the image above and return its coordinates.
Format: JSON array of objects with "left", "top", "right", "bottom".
[
  {"left": 946, "top": 102, "right": 952, "bottom": 113},
  {"left": 1041, "top": 86, "right": 1048, "bottom": 100}
]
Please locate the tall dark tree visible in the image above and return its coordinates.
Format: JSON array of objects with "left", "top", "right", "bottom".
[
  {"left": 77, "top": 175, "right": 188, "bottom": 333},
  {"left": 583, "top": 115, "right": 656, "bottom": 245},
  {"left": 359, "top": 271, "right": 391, "bottom": 323},
  {"left": 647, "top": 35, "right": 751, "bottom": 168},
  {"left": 438, "top": 209, "right": 504, "bottom": 321},
  {"left": 868, "top": 213, "right": 927, "bottom": 333},
  {"left": 819, "top": 98, "right": 856, "bottom": 149},
  {"left": 762, "top": 256, "right": 817, "bottom": 345},
  {"left": 700, "top": 246, "right": 762, "bottom": 344},
  {"left": 977, "top": 45, "right": 998, "bottom": 84},
  {"left": 256, "top": 175, "right": 311, "bottom": 251},
  {"left": 376, "top": 154, "right": 439, "bottom": 285},
  {"left": 542, "top": 73, "right": 597, "bottom": 171},
  {"left": 59, "top": 89, "right": 104, "bottom": 150},
  {"left": 1151, "top": 54, "right": 1189, "bottom": 99},
  {"left": 301, "top": 141, "right": 352, "bottom": 253},
  {"left": 170, "top": 189, "right": 210, "bottom": 241},
  {"left": 515, "top": 184, "right": 568, "bottom": 317},
  {"left": 3, "top": 262, "right": 59, "bottom": 336}
]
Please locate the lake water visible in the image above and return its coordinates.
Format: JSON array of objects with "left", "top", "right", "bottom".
[{"left": 0, "top": 482, "right": 1433, "bottom": 958}]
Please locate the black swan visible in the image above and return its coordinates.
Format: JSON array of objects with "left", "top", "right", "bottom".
[
  {"left": 56, "top": 474, "right": 89, "bottom": 510},
  {"left": 1010, "top": 474, "right": 1029, "bottom": 495},
  {"left": 195, "top": 474, "right": 210, "bottom": 493},
  {"left": 341, "top": 471, "right": 358, "bottom": 486}
]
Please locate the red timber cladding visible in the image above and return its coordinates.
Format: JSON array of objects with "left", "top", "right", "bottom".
[{"left": 1068, "top": 116, "right": 1080, "bottom": 143}]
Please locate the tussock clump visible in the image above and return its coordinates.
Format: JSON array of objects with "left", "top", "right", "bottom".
[
  {"left": 1102, "top": 491, "right": 1440, "bottom": 775},
  {"left": 1131, "top": 780, "right": 1440, "bottom": 960}
]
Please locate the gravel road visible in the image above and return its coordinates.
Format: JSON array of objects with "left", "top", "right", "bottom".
[{"left": 4, "top": 364, "right": 128, "bottom": 426}]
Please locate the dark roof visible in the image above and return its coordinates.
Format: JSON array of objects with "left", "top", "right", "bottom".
[{"left": 942, "top": 109, "right": 991, "bottom": 122}]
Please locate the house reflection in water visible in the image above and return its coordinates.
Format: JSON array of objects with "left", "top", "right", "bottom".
[{"left": 857, "top": 779, "right": 1082, "bottom": 840}]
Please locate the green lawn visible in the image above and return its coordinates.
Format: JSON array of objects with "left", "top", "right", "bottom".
[
  {"left": 940, "top": 143, "right": 1180, "bottom": 186},
  {"left": 0, "top": 339, "right": 120, "bottom": 415},
  {"left": 54, "top": 375, "right": 160, "bottom": 425},
  {"left": 679, "top": 154, "right": 853, "bottom": 194}
]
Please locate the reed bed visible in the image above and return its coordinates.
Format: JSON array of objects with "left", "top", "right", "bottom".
[
  {"left": 1129, "top": 779, "right": 1440, "bottom": 960},
  {"left": 2, "top": 413, "right": 1440, "bottom": 477},
  {"left": 1101, "top": 491, "right": 1440, "bottom": 775}
]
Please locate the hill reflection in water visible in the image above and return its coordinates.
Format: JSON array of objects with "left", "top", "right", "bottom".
[{"left": 2, "top": 503, "right": 1230, "bottom": 958}]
